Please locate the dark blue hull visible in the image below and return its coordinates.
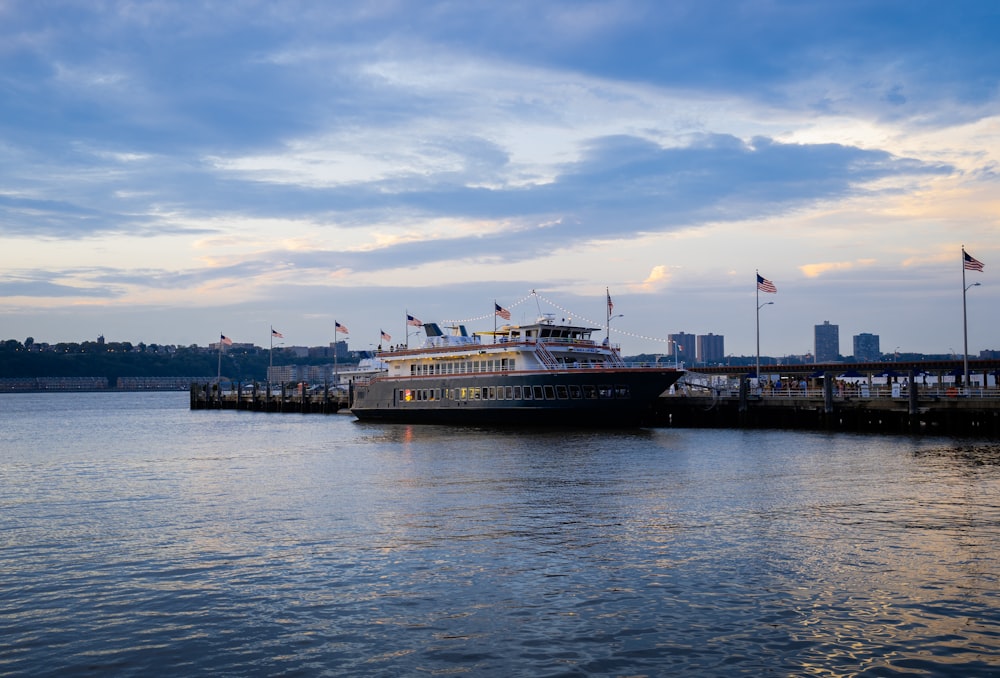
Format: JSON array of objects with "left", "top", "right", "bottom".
[{"left": 349, "top": 369, "right": 682, "bottom": 427}]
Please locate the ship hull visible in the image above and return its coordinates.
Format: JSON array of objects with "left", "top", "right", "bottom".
[{"left": 349, "top": 368, "right": 682, "bottom": 427}]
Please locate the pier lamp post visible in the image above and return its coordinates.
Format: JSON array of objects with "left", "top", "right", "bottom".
[
  {"left": 962, "top": 281, "right": 981, "bottom": 390},
  {"left": 756, "top": 301, "right": 773, "bottom": 380},
  {"left": 606, "top": 314, "right": 623, "bottom": 348}
]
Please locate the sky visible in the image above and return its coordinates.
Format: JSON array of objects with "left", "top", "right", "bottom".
[{"left": 1, "top": 1, "right": 998, "bottom": 359}]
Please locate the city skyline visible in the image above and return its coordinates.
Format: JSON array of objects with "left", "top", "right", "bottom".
[{"left": 1, "top": 2, "right": 998, "bottom": 356}]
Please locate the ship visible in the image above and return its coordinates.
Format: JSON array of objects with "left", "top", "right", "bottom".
[{"left": 349, "top": 314, "right": 683, "bottom": 426}]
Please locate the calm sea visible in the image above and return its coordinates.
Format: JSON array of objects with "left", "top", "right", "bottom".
[{"left": 1, "top": 391, "right": 998, "bottom": 677}]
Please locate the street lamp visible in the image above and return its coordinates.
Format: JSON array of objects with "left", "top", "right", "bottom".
[
  {"left": 756, "top": 301, "right": 773, "bottom": 380},
  {"left": 962, "top": 281, "right": 982, "bottom": 389}
]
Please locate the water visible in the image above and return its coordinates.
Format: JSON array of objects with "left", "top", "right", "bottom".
[{"left": 1, "top": 391, "right": 998, "bottom": 676}]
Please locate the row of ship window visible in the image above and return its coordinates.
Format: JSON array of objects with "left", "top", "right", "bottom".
[
  {"left": 401, "top": 383, "right": 632, "bottom": 402},
  {"left": 410, "top": 359, "right": 514, "bottom": 375}
]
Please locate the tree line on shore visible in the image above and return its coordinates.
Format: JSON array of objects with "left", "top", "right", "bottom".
[{"left": 0, "top": 338, "right": 349, "bottom": 383}]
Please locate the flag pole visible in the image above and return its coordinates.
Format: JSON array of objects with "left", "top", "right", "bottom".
[
  {"left": 605, "top": 287, "right": 611, "bottom": 346},
  {"left": 217, "top": 333, "right": 223, "bottom": 384},
  {"left": 962, "top": 246, "right": 969, "bottom": 390},
  {"left": 333, "top": 319, "right": 339, "bottom": 382},
  {"left": 755, "top": 270, "right": 761, "bottom": 380}
]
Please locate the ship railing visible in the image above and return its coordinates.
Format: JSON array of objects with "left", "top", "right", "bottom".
[{"left": 533, "top": 342, "right": 560, "bottom": 368}]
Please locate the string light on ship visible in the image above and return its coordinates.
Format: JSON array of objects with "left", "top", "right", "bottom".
[
  {"left": 444, "top": 291, "right": 535, "bottom": 325},
  {"left": 529, "top": 291, "right": 671, "bottom": 346}
]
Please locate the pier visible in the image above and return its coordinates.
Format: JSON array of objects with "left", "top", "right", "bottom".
[
  {"left": 654, "top": 359, "right": 1000, "bottom": 436},
  {"left": 189, "top": 382, "right": 349, "bottom": 414}
]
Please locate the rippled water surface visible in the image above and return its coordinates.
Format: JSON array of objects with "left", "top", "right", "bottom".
[{"left": 1, "top": 391, "right": 999, "bottom": 676}]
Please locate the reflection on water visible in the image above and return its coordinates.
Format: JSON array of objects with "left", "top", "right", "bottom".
[{"left": 0, "top": 392, "right": 998, "bottom": 676}]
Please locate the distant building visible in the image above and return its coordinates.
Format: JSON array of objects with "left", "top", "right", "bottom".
[
  {"left": 853, "top": 333, "right": 880, "bottom": 361},
  {"left": 668, "top": 332, "right": 697, "bottom": 365},
  {"left": 696, "top": 333, "right": 725, "bottom": 364},
  {"left": 267, "top": 364, "right": 337, "bottom": 384},
  {"left": 814, "top": 321, "right": 840, "bottom": 362}
]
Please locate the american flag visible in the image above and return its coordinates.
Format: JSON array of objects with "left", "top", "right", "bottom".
[
  {"left": 495, "top": 303, "right": 511, "bottom": 320},
  {"left": 220, "top": 334, "right": 233, "bottom": 346},
  {"left": 271, "top": 328, "right": 283, "bottom": 338},
  {"left": 380, "top": 329, "right": 391, "bottom": 342},
  {"left": 607, "top": 290, "right": 614, "bottom": 314},
  {"left": 964, "top": 250, "right": 984, "bottom": 272},
  {"left": 335, "top": 321, "right": 349, "bottom": 334},
  {"left": 757, "top": 274, "right": 777, "bottom": 293},
  {"left": 407, "top": 314, "right": 423, "bottom": 327}
]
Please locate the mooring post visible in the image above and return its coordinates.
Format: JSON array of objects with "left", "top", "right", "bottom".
[
  {"left": 738, "top": 377, "right": 749, "bottom": 427},
  {"left": 908, "top": 369, "right": 919, "bottom": 430},
  {"left": 823, "top": 373, "right": 834, "bottom": 414}
]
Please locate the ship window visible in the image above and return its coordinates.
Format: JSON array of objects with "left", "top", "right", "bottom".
[
  {"left": 460, "top": 387, "right": 468, "bottom": 400},
  {"left": 569, "top": 385, "right": 582, "bottom": 399},
  {"left": 583, "top": 385, "right": 597, "bottom": 399},
  {"left": 471, "top": 387, "right": 481, "bottom": 400},
  {"left": 487, "top": 387, "right": 495, "bottom": 400},
  {"left": 555, "top": 385, "right": 569, "bottom": 399},
  {"left": 403, "top": 389, "right": 414, "bottom": 402},
  {"left": 598, "top": 385, "right": 613, "bottom": 399},
  {"left": 544, "top": 385, "right": 556, "bottom": 400},
  {"left": 533, "top": 385, "right": 545, "bottom": 400},
  {"left": 508, "top": 359, "right": 515, "bottom": 370},
  {"left": 523, "top": 386, "right": 533, "bottom": 400},
  {"left": 504, "top": 386, "right": 513, "bottom": 400},
  {"left": 615, "top": 385, "right": 629, "bottom": 399},
  {"left": 513, "top": 385, "right": 522, "bottom": 399},
  {"left": 496, "top": 387, "right": 504, "bottom": 401}
]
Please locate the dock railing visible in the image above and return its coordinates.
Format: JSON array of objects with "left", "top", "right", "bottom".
[{"left": 672, "top": 379, "right": 1000, "bottom": 401}]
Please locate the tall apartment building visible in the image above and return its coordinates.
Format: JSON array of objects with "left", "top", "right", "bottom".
[
  {"left": 853, "top": 333, "right": 880, "bottom": 361},
  {"left": 696, "top": 333, "right": 725, "bottom": 365},
  {"left": 667, "top": 332, "right": 697, "bottom": 365},
  {"left": 814, "top": 321, "right": 840, "bottom": 362}
]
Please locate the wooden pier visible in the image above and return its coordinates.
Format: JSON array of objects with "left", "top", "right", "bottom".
[
  {"left": 653, "top": 366, "right": 1000, "bottom": 436},
  {"left": 189, "top": 383, "right": 349, "bottom": 414}
]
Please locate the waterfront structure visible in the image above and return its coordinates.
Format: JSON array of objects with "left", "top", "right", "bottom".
[
  {"left": 853, "top": 333, "right": 880, "bottom": 362},
  {"left": 815, "top": 321, "right": 840, "bottom": 363}
]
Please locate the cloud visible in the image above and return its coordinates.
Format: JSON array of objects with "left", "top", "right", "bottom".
[
  {"left": 631, "top": 265, "right": 671, "bottom": 292},
  {"left": 799, "top": 259, "right": 877, "bottom": 278}
]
